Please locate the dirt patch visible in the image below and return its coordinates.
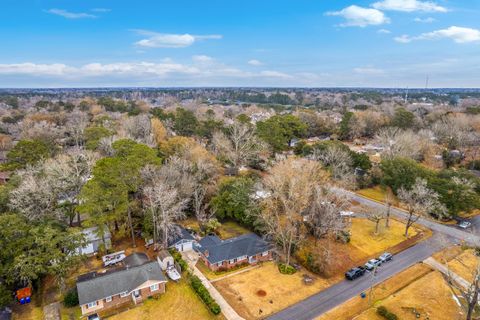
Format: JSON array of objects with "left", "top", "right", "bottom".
[{"left": 256, "top": 290, "right": 267, "bottom": 297}]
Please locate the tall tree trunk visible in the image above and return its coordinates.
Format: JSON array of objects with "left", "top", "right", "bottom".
[
  {"left": 77, "top": 211, "right": 82, "bottom": 227},
  {"left": 127, "top": 206, "right": 136, "bottom": 248},
  {"left": 385, "top": 204, "right": 391, "bottom": 228}
]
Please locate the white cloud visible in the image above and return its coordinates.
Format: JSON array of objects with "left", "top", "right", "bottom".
[
  {"left": 354, "top": 67, "right": 385, "bottom": 74},
  {"left": 378, "top": 29, "right": 391, "bottom": 34},
  {"left": 394, "top": 35, "right": 413, "bottom": 43},
  {"left": 326, "top": 5, "right": 390, "bottom": 27},
  {"left": 133, "top": 30, "right": 222, "bottom": 48},
  {"left": 46, "top": 9, "right": 97, "bottom": 19},
  {"left": 91, "top": 8, "right": 111, "bottom": 13},
  {"left": 0, "top": 63, "right": 74, "bottom": 75},
  {"left": 192, "top": 55, "right": 214, "bottom": 63},
  {"left": 396, "top": 26, "right": 480, "bottom": 44},
  {"left": 372, "top": 0, "right": 447, "bottom": 12},
  {"left": 248, "top": 59, "right": 263, "bottom": 66},
  {"left": 414, "top": 17, "right": 436, "bottom": 23}
]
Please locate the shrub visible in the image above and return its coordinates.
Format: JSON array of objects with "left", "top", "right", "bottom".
[
  {"left": 278, "top": 263, "right": 296, "bottom": 275},
  {"left": 168, "top": 248, "right": 189, "bottom": 272},
  {"left": 63, "top": 288, "right": 79, "bottom": 307},
  {"left": 189, "top": 275, "right": 221, "bottom": 315},
  {"left": 377, "top": 306, "right": 398, "bottom": 320}
]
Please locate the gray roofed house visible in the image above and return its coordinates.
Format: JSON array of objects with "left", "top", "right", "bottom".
[
  {"left": 76, "top": 253, "right": 167, "bottom": 315},
  {"left": 77, "top": 226, "right": 112, "bottom": 255},
  {"left": 168, "top": 226, "right": 196, "bottom": 252},
  {"left": 197, "top": 233, "right": 273, "bottom": 271}
]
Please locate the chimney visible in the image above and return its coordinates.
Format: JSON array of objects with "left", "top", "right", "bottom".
[{"left": 204, "top": 250, "right": 209, "bottom": 257}]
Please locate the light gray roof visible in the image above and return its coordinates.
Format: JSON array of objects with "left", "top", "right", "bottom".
[
  {"left": 198, "top": 233, "right": 272, "bottom": 264},
  {"left": 76, "top": 260, "right": 166, "bottom": 305},
  {"left": 82, "top": 226, "right": 111, "bottom": 242}
]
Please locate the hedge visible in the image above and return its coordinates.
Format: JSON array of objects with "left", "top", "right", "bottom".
[
  {"left": 377, "top": 306, "right": 398, "bottom": 320},
  {"left": 189, "top": 275, "right": 221, "bottom": 315},
  {"left": 168, "top": 248, "right": 189, "bottom": 272}
]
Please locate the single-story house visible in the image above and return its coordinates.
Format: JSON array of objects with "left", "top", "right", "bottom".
[
  {"left": 78, "top": 226, "right": 112, "bottom": 255},
  {"left": 168, "top": 227, "right": 196, "bottom": 252},
  {"left": 76, "top": 252, "right": 167, "bottom": 316},
  {"left": 196, "top": 233, "right": 273, "bottom": 272}
]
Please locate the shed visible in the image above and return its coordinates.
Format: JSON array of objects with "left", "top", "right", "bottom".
[{"left": 157, "top": 250, "right": 174, "bottom": 271}]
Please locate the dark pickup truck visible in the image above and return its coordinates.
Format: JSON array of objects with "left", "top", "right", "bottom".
[{"left": 345, "top": 266, "right": 366, "bottom": 280}]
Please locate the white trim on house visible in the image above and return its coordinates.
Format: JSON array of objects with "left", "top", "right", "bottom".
[
  {"left": 87, "top": 301, "right": 97, "bottom": 309},
  {"left": 150, "top": 283, "right": 159, "bottom": 292},
  {"left": 105, "top": 296, "right": 112, "bottom": 302},
  {"left": 120, "top": 291, "right": 129, "bottom": 298}
]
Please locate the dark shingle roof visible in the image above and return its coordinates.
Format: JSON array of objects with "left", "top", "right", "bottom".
[
  {"left": 168, "top": 227, "right": 195, "bottom": 246},
  {"left": 123, "top": 252, "right": 149, "bottom": 268},
  {"left": 198, "top": 233, "right": 272, "bottom": 264},
  {"left": 76, "top": 259, "right": 166, "bottom": 305}
]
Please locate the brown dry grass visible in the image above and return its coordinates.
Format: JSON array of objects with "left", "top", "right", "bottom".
[
  {"left": 355, "top": 271, "right": 464, "bottom": 320},
  {"left": 349, "top": 218, "right": 418, "bottom": 257},
  {"left": 214, "top": 262, "right": 338, "bottom": 320},
  {"left": 357, "top": 186, "right": 399, "bottom": 206},
  {"left": 316, "top": 263, "right": 432, "bottom": 320},
  {"left": 448, "top": 249, "right": 479, "bottom": 283}
]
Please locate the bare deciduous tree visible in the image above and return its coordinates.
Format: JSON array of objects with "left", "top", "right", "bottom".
[
  {"left": 212, "top": 121, "right": 269, "bottom": 170},
  {"left": 375, "top": 127, "right": 426, "bottom": 160},
  {"left": 398, "top": 178, "right": 446, "bottom": 237},
  {"left": 366, "top": 208, "right": 385, "bottom": 235},
  {"left": 143, "top": 179, "right": 187, "bottom": 250},
  {"left": 123, "top": 114, "right": 155, "bottom": 146},
  {"left": 314, "top": 145, "right": 354, "bottom": 185},
  {"left": 66, "top": 110, "right": 89, "bottom": 147},
  {"left": 303, "top": 185, "right": 350, "bottom": 243},
  {"left": 260, "top": 158, "right": 326, "bottom": 266}
]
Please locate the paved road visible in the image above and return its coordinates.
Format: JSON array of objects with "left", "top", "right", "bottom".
[
  {"left": 268, "top": 235, "right": 450, "bottom": 320},
  {"left": 347, "top": 192, "right": 480, "bottom": 247},
  {"left": 267, "top": 191, "right": 479, "bottom": 320}
]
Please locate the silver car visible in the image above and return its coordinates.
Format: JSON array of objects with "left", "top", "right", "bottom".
[{"left": 458, "top": 221, "right": 472, "bottom": 229}]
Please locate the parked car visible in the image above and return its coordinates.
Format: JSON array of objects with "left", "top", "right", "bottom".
[
  {"left": 378, "top": 252, "right": 393, "bottom": 263},
  {"left": 365, "top": 259, "right": 382, "bottom": 271},
  {"left": 87, "top": 314, "right": 100, "bottom": 320},
  {"left": 457, "top": 221, "right": 472, "bottom": 229},
  {"left": 345, "top": 266, "right": 366, "bottom": 280}
]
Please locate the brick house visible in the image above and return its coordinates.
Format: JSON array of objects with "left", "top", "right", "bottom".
[
  {"left": 197, "top": 233, "right": 273, "bottom": 272},
  {"left": 76, "top": 253, "right": 167, "bottom": 316}
]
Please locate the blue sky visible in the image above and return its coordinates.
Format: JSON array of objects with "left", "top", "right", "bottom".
[{"left": 0, "top": 0, "right": 479, "bottom": 87}]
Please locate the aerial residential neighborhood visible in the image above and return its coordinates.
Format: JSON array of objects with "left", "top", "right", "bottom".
[{"left": 1, "top": 1, "right": 480, "bottom": 320}]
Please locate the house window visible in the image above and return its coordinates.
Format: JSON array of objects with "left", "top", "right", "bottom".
[
  {"left": 105, "top": 296, "right": 112, "bottom": 302},
  {"left": 229, "top": 258, "right": 236, "bottom": 264},
  {"left": 261, "top": 251, "right": 269, "bottom": 257},
  {"left": 87, "top": 301, "right": 97, "bottom": 309},
  {"left": 150, "top": 283, "right": 159, "bottom": 292},
  {"left": 216, "top": 262, "right": 222, "bottom": 267},
  {"left": 120, "top": 291, "right": 129, "bottom": 298}
]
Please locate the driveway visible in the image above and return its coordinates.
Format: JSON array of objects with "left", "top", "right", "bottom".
[{"left": 181, "top": 251, "right": 245, "bottom": 320}]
